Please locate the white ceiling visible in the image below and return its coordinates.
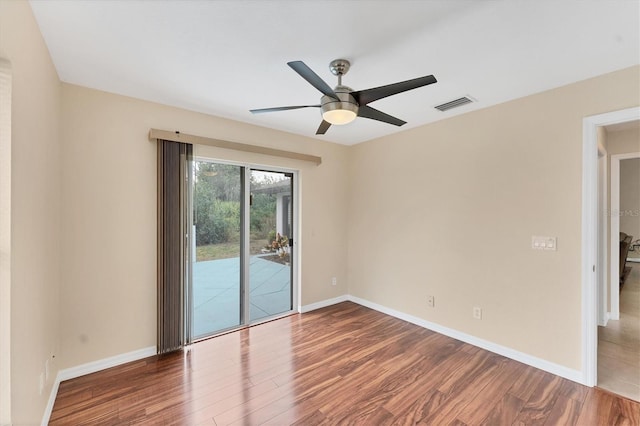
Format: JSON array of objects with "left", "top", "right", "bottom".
[{"left": 29, "top": 0, "right": 639, "bottom": 145}]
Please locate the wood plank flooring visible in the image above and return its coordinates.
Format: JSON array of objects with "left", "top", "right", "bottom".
[
  {"left": 598, "top": 264, "right": 640, "bottom": 401},
  {"left": 50, "top": 302, "right": 640, "bottom": 425}
]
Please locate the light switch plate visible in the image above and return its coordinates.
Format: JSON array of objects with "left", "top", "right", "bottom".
[{"left": 532, "top": 236, "right": 557, "bottom": 251}]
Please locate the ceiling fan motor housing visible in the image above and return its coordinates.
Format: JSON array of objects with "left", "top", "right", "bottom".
[{"left": 321, "top": 85, "right": 359, "bottom": 124}]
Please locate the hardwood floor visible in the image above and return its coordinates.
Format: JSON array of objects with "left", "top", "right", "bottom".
[
  {"left": 598, "top": 263, "right": 640, "bottom": 401},
  {"left": 50, "top": 302, "right": 640, "bottom": 425}
]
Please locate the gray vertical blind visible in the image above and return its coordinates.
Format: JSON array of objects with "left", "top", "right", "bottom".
[{"left": 157, "top": 139, "right": 192, "bottom": 354}]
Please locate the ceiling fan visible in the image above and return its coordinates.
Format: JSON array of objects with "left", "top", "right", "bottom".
[{"left": 250, "top": 59, "right": 437, "bottom": 135}]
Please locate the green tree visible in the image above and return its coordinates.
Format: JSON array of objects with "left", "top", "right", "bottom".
[
  {"left": 194, "top": 163, "right": 241, "bottom": 245},
  {"left": 250, "top": 193, "right": 276, "bottom": 240},
  {"left": 193, "top": 163, "right": 289, "bottom": 245}
]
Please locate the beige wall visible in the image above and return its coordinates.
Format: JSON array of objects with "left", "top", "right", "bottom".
[
  {"left": 607, "top": 125, "right": 640, "bottom": 155},
  {"left": 620, "top": 158, "right": 640, "bottom": 241},
  {"left": 3, "top": 0, "right": 640, "bottom": 419},
  {"left": 0, "top": 1, "right": 62, "bottom": 424},
  {"left": 60, "top": 84, "right": 350, "bottom": 368},
  {"left": 347, "top": 66, "right": 640, "bottom": 370},
  {"left": 0, "top": 58, "right": 11, "bottom": 426}
]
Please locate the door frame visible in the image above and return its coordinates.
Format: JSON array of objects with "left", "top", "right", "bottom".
[
  {"left": 596, "top": 149, "right": 608, "bottom": 327},
  {"left": 189, "top": 157, "right": 300, "bottom": 341},
  {"left": 581, "top": 106, "right": 640, "bottom": 386}
]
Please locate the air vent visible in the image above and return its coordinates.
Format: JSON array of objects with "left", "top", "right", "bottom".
[{"left": 434, "top": 96, "right": 474, "bottom": 112}]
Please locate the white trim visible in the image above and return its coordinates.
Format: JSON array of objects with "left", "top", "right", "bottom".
[
  {"left": 42, "top": 346, "right": 156, "bottom": 425},
  {"left": 582, "top": 113, "right": 599, "bottom": 387},
  {"left": 56, "top": 346, "right": 156, "bottom": 382},
  {"left": 610, "top": 151, "right": 640, "bottom": 321},
  {"left": 300, "top": 295, "right": 349, "bottom": 313},
  {"left": 611, "top": 155, "right": 621, "bottom": 320},
  {"left": 300, "top": 294, "right": 583, "bottom": 383},
  {"left": 45, "top": 283, "right": 610, "bottom": 425},
  {"left": 41, "top": 377, "right": 60, "bottom": 426},
  {"left": 597, "top": 152, "right": 608, "bottom": 327},
  {"left": 347, "top": 295, "right": 583, "bottom": 384},
  {"left": 582, "top": 107, "right": 640, "bottom": 387}
]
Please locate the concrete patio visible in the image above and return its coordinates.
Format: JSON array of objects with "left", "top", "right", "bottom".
[{"left": 192, "top": 255, "right": 291, "bottom": 338}]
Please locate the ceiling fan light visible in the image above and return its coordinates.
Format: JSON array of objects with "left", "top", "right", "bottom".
[
  {"left": 322, "top": 108, "right": 357, "bottom": 125},
  {"left": 321, "top": 93, "right": 359, "bottom": 126}
]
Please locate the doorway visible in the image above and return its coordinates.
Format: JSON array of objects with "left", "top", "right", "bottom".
[
  {"left": 582, "top": 107, "right": 640, "bottom": 388},
  {"left": 599, "top": 132, "right": 640, "bottom": 401},
  {"left": 188, "top": 160, "right": 296, "bottom": 341},
  {"left": 610, "top": 152, "right": 640, "bottom": 318}
]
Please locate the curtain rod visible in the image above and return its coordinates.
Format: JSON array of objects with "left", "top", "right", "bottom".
[{"left": 149, "top": 129, "right": 322, "bottom": 165}]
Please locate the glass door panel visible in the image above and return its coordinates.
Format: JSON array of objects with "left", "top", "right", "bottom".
[
  {"left": 249, "top": 170, "right": 293, "bottom": 322},
  {"left": 191, "top": 161, "right": 242, "bottom": 338},
  {"left": 188, "top": 161, "right": 294, "bottom": 341}
]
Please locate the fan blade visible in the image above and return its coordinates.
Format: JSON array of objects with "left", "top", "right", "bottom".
[
  {"left": 358, "top": 105, "right": 406, "bottom": 126},
  {"left": 352, "top": 75, "right": 437, "bottom": 106},
  {"left": 250, "top": 105, "right": 320, "bottom": 114},
  {"left": 288, "top": 61, "right": 339, "bottom": 100},
  {"left": 316, "top": 120, "right": 331, "bottom": 135}
]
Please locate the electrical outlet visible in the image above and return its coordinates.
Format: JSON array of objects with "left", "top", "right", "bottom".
[
  {"left": 427, "top": 295, "right": 435, "bottom": 308},
  {"left": 473, "top": 307, "right": 482, "bottom": 320},
  {"left": 331, "top": 277, "right": 337, "bottom": 286}
]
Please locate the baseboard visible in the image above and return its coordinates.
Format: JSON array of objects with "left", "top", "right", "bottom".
[
  {"left": 346, "top": 295, "right": 584, "bottom": 384},
  {"left": 300, "top": 294, "right": 349, "bottom": 313},
  {"left": 56, "top": 346, "right": 156, "bottom": 382},
  {"left": 40, "top": 296, "right": 349, "bottom": 424},
  {"left": 41, "top": 376, "right": 60, "bottom": 426},
  {"left": 299, "top": 294, "right": 582, "bottom": 383},
  {"left": 41, "top": 346, "right": 156, "bottom": 425},
  {"left": 41, "top": 293, "right": 587, "bottom": 424}
]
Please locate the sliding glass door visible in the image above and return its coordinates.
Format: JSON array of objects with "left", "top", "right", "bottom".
[
  {"left": 189, "top": 161, "right": 294, "bottom": 340},
  {"left": 190, "top": 162, "right": 242, "bottom": 338},
  {"left": 249, "top": 170, "right": 293, "bottom": 322}
]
